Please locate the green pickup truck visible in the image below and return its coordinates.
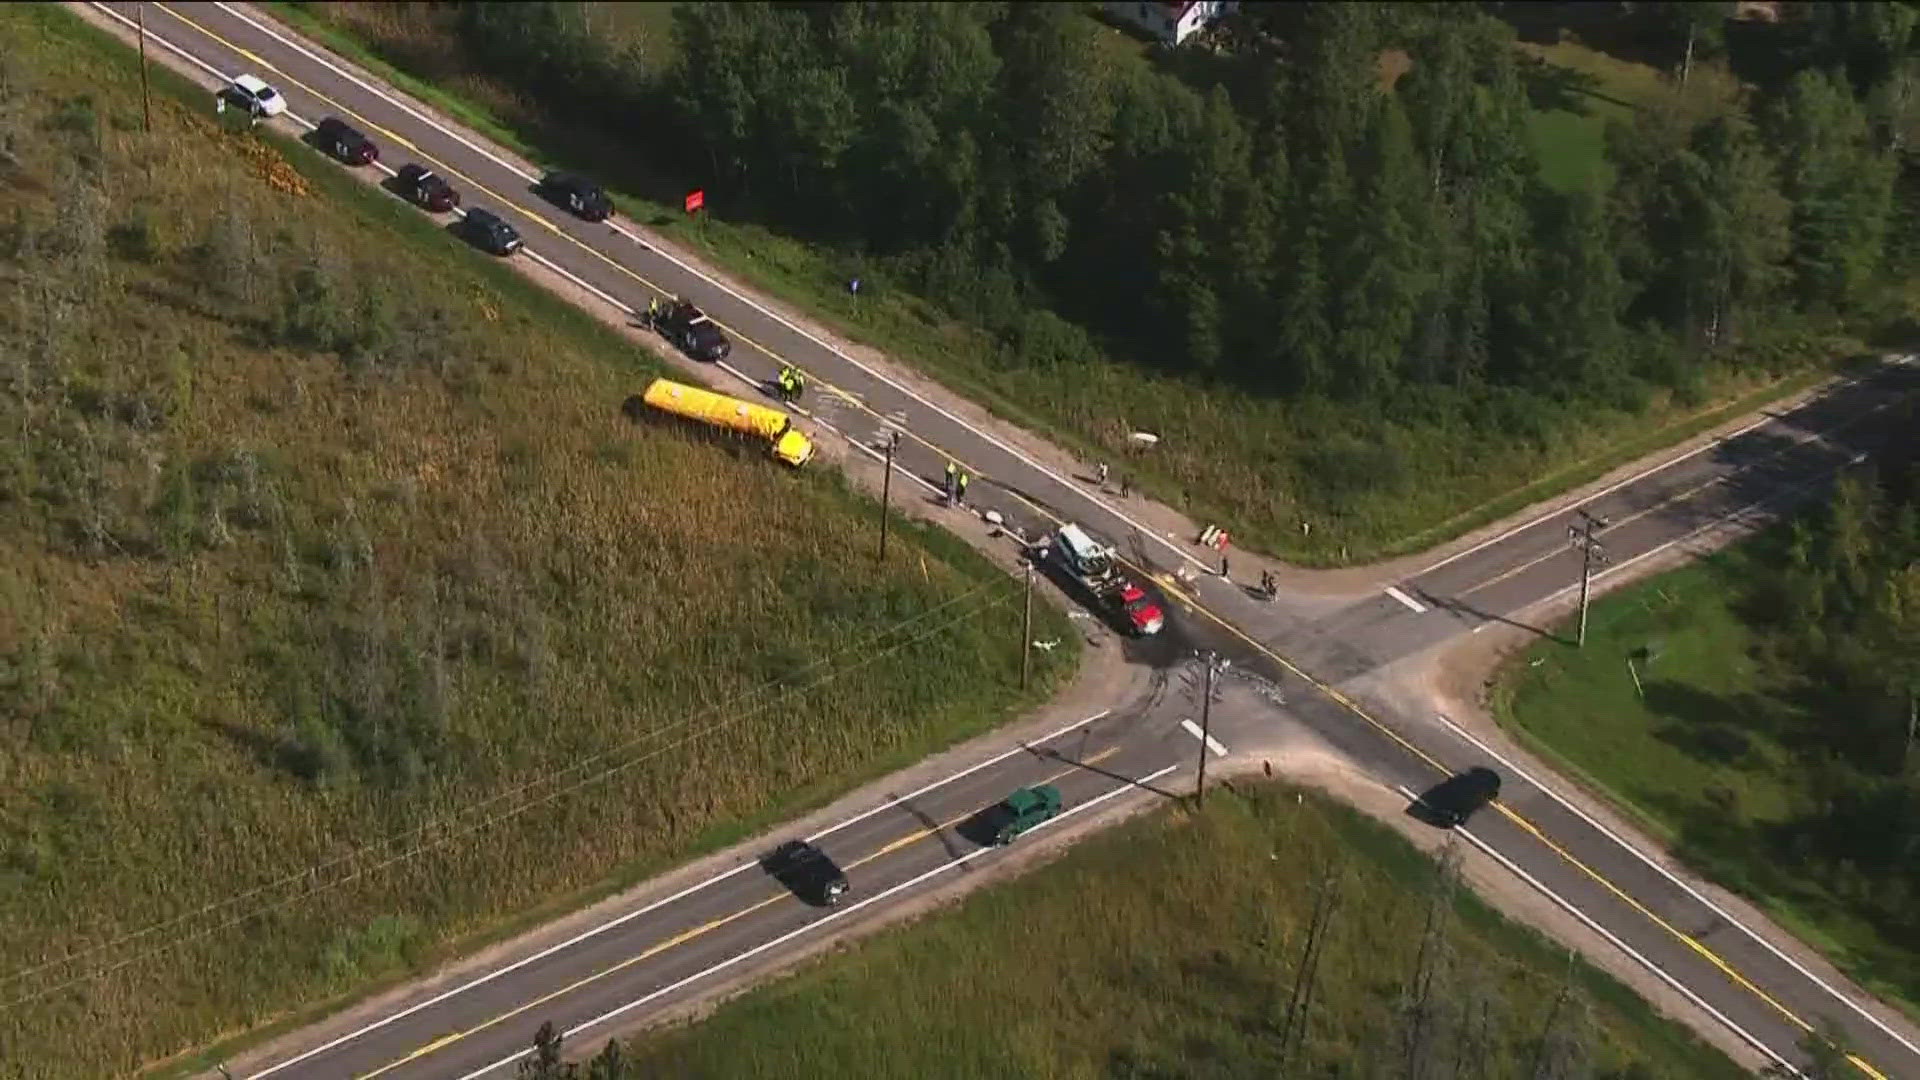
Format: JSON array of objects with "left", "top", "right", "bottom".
[{"left": 982, "top": 785, "right": 1064, "bottom": 846}]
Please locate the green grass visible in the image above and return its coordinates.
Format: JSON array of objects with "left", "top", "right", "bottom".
[
  {"left": 1518, "top": 39, "right": 1653, "bottom": 193},
  {"left": 1490, "top": 531, "right": 1920, "bottom": 1021},
  {"left": 0, "top": 8, "right": 1078, "bottom": 1078},
  {"left": 258, "top": 4, "right": 1862, "bottom": 567},
  {"left": 621, "top": 783, "right": 1743, "bottom": 1079}
]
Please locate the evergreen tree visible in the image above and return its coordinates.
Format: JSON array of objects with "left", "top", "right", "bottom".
[
  {"left": 1330, "top": 95, "right": 1427, "bottom": 398},
  {"left": 1767, "top": 69, "right": 1898, "bottom": 310}
]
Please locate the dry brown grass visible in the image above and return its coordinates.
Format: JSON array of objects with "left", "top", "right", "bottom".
[{"left": 0, "top": 9, "right": 1071, "bottom": 1076}]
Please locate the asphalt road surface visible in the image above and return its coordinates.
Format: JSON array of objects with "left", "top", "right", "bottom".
[{"left": 74, "top": 4, "right": 1920, "bottom": 1077}]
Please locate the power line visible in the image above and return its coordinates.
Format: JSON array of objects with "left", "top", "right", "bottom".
[{"left": 0, "top": 578, "right": 1017, "bottom": 1007}]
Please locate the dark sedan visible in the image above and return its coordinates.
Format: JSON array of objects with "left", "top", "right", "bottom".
[
  {"left": 762, "top": 840, "right": 850, "bottom": 906},
  {"left": 542, "top": 172, "right": 613, "bottom": 222},
  {"left": 313, "top": 116, "right": 377, "bottom": 166},
  {"left": 395, "top": 163, "right": 459, "bottom": 212},
  {"left": 1411, "top": 767, "right": 1502, "bottom": 828},
  {"left": 461, "top": 208, "right": 523, "bottom": 256}
]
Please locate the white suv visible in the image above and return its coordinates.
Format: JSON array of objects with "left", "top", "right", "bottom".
[{"left": 226, "top": 74, "right": 287, "bottom": 118}]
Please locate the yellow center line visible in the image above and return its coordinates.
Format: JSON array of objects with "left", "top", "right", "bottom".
[
  {"left": 150, "top": 9, "right": 1891, "bottom": 1074},
  {"left": 355, "top": 746, "right": 1121, "bottom": 1077}
]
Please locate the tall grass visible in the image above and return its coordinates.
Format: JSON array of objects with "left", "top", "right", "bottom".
[
  {"left": 626, "top": 783, "right": 1745, "bottom": 1079},
  {"left": 0, "top": 8, "right": 1073, "bottom": 1077}
]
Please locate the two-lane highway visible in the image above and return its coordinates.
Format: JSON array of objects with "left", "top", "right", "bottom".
[
  {"left": 69, "top": 4, "right": 1920, "bottom": 1077},
  {"left": 1290, "top": 362, "right": 1918, "bottom": 680},
  {"left": 247, "top": 707, "right": 1189, "bottom": 1080}
]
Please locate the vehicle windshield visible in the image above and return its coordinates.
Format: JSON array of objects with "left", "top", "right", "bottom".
[{"left": 256, "top": 87, "right": 277, "bottom": 101}]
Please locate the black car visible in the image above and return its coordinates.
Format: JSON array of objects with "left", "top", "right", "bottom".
[
  {"left": 1413, "top": 767, "right": 1502, "bottom": 828},
  {"left": 654, "top": 300, "right": 731, "bottom": 361},
  {"left": 395, "top": 163, "right": 459, "bottom": 212},
  {"left": 462, "top": 208, "right": 522, "bottom": 256},
  {"left": 313, "top": 116, "right": 378, "bottom": 166},
  {"left": 762, "top": 840, "right": 850, "bottom": 906},
  {"left": 542, "top": 172, "right": 613, "bottom": 222}
]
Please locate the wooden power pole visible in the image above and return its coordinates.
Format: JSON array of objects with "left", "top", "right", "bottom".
[{"left": 1567, "top": 509, "right": 1610, "bottom": 648}]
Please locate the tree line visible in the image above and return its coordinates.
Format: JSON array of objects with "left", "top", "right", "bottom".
[
  {"left": 1757, "top": 397, "right": 1920, "bottom": 965},
  {"left": 440, "top": 1, "right": 1920, "bottom": 425}
]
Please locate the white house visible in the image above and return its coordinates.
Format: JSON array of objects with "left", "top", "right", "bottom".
[{"left": 1104, "top": 1, "right": 1238, "bottom": 46}]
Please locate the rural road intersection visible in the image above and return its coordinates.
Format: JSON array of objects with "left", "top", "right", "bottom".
[{"left": 71, "top": 4, "right": 1920, "bottom": 1076}]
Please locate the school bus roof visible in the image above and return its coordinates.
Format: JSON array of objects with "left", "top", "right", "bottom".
[{"left": 643, "top": 377, "right": 790, "bottom": 442}]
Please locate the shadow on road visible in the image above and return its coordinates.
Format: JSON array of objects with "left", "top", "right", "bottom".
[
  {"left": 1411, "top": 586, "right": 1563, "bottom": 644},
  {"left": 1033, "top": 745, "right": 1182, "bottom": 801},
  {"left": 889, "top": 793, "right": 969, "bottom": 866}
]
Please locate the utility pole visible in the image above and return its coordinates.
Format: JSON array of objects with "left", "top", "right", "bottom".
[
  {"left": 1195, "top": 651, "right": 1226, "bottom": 805},
  {"left": 137, "top": 2, "right": 154, "bottom": 135},
  {"left": 877, "top": 429, "right": 900, "bottom": 562},
  {"left": 1566, "top": 510, "right": 1610, "bottom": 648},
  {"left": 1020, "top": 558, "right": 1034, "bottom": 691}
]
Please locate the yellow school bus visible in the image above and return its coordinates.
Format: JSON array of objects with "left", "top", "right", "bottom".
[{"left": 632, "top": 378, "right": 816, "bottom": 467}]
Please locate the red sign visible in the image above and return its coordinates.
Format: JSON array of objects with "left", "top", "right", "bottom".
[{"left": 684, "top": 189, "right": 705, "bottom": 214}]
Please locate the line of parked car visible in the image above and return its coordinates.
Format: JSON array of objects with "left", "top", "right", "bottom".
[
  {"left": 226, "top": 76, "right": 606, "bottom": 257},
  {"left": 229, "top": 74, "right": 737, "bottom": 362}
]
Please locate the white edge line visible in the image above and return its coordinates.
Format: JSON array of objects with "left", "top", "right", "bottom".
[
  {"left": 1177, "top": 719, "right": 1228, "bottom": 758},
  {"left": 206, "top": 1, "right": 1216, "bottom": 574},
  {"left": 1384, "top": 586, "right": 1428, "bottom": 614},
  {"left": 242, "top": 709, "right": 1109, "bottom": 1078},
  {"left": 1391, "top": 787, "right": 1797, "bottom": 1074},
  {"left": 457, "top": 764, "right": 1181, "bottom": 1079},
  {"left": 1433, "top": 716, "right": 1920, "bottom": 1062}
]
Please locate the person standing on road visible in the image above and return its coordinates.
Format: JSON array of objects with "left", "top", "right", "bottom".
[
  {"left": 955, "top": 470, "right": 971, "bottom": 507},
  {"left": 1096, "top": 462, "right": 1109, "bottom": 487},
  {"left": 945, "top": 461, "right": 958, "bottom": 501}
]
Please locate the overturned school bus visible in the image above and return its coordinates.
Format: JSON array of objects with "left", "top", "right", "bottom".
[{"left": 626, "top": 377, "right": 816, "bottom": 467}]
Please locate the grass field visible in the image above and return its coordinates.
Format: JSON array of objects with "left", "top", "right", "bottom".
[
  {"left": 1490, "top": 531, "right": 1920, "bottom": 1019},
  {"left": 0, "top": 8, "right": 1076, "bottom": 1077},
  {"left": 617, "top": 783, "right": 1744, "bottom": 1079},
  {"left": 262, "top": 3, "right": 1857, "bottom": 567}
]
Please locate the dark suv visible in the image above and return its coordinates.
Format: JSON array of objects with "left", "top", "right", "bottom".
[
  {"left": 313, "top": 116, "right": 377, "bottom": 166},
  {"left": 762, "top": 840, "right": 850, "bottom": 906},
  {"left": 1412, "top": 767, "right": 1502, "bottom": 828},
  {"left": 395, "top": 164, "right": 459, "bottom": 212},
  {"left": 462, "top": 208, "right": 522, "bottom": 256},
  {"left": 542, "top": 173, "right": 613, "bottom": 222},
  {"left": 654, "top": 299, "right": 731, "bottom": 361}
]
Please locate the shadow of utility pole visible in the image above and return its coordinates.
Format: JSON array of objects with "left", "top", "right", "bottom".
[
  {"left": 888, "top": 793, "right": 969, "bottom": 865},
  {"left": 1034, "top": 746, "right": 1182, "bottom": 801},
  {"left": 1412, "top": 587, "right": 1567, "bottom": 646}
]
